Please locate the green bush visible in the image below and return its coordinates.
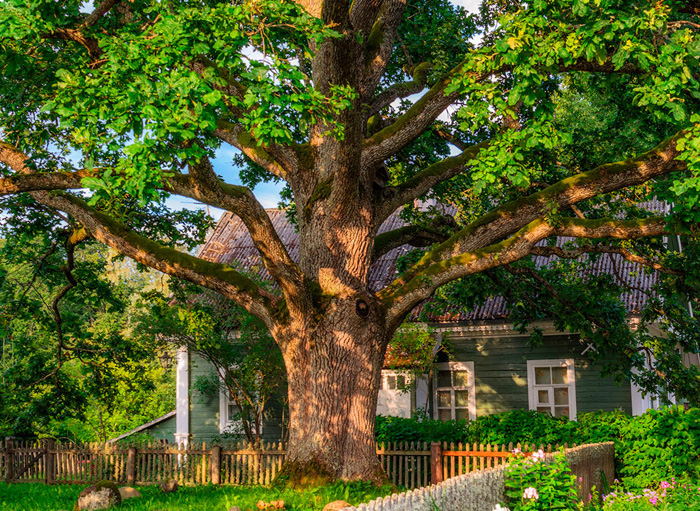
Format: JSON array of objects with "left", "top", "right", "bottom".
[
  {"left": 617, "top": 406, "right": 700, "bottom": 488},
  {"left": 375, "top": 413, "right": 471, "bottom": 444},
  {"left": 376, "top": 406, "right": 700, "bottom": 489},
  {"left": 376, "top": 410, "right": 580, "bottom": 446}
]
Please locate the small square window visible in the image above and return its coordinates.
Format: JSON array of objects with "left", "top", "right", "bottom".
[
  {"left": 528, "top": 360, "right": 576, "bottom": 420},
  {"left": 434, "top": 362, "right": 475, "bottom": 422}
]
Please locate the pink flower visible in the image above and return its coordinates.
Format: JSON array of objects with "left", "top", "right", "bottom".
[
  {"left": 660, "top": 481, "right": 671, "bottom": 489},
  {"left": 511, "top": 448, "right": 522, "bottom": 455},
  {"left": 523, "top": 487, "right": 539, "bottom": 500},
  {"left": 578, "top": 477, "right": 583, "bottom": 482},
  {"left": 531, "top": 449, "right": 545, "bottom": 462}
]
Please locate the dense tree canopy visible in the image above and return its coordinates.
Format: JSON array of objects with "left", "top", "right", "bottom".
[
  {"left": 0, "top": 230, "right": 174, "bottom": 442},
  {"left": 1, "top": 0, "right": 700, "bottom": 483}
]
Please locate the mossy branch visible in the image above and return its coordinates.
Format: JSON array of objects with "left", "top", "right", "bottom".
[
  {"left": 372, "top": 214, "right": 457, "bottom": 261},
  {"left": 379, "top": 216, "right": 669, "bottom": 330},
  {"left": 406, "top": 132, "right": 685, "bottom": 262},
  {"left": 366, "top": 62, "right": 432, "bottom": 118},
  {"left": 375, "top": 139, "right": 490, "bottom": 224},
  {"left": 32, "top": 191, "right": 280, "bottom": 327}
]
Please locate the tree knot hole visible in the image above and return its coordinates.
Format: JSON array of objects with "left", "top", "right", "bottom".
[{"left": 356, "top": 299, "right": 370, "bottom": 318}]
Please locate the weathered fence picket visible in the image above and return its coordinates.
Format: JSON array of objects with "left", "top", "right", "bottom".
[{"left": 0, "top": 437, "right": 575, "bottom": 488}]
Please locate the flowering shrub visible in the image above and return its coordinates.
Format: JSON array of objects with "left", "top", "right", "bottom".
[
  {"left": 503, "top": 449, "right": 579, "bottom": 510},
  {"left": 601, "top": 479, "right": 700, "bottom": 510}
]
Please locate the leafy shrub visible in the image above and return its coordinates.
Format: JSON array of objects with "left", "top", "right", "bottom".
[
  {"left": 377, "top": 407, "right": 700, "bottom": 489},
  {"left": 617, "top": 406, "right": 700, "bottom": 488},
  {"left": 375, "top": 412, "right": 470, "bottom": 444},
  {"left": 503, "top": 449, "right": 579, "bottom": 510},
  {"left": 466, "top": 410, "right": 579, "bottom": 445},
  {"left": 376, "top": 410, "right": 580, "bottom": 446}
]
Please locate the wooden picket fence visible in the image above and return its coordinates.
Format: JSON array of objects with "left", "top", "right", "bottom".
[{"left": 0, "top": 438, "right": 573, "bottom": 489}]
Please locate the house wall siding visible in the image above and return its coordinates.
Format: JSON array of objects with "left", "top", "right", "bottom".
[
  {"left": 189, "top": 354, "right": 286, "bottom": 443},
  {"left": 147, "top": 416, "right": 177, "bottom": 442},
  {"left": 189, "top": 354, "right": 222, "bottom": 442},
  {"left": 446, "top": 333, "right": 633, "bottom": 417}
]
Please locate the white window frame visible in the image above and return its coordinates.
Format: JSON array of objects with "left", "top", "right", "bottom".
[
  {"left": 527, "top": 359, "right": 577, "bottom": 420},
  {"left": 433, "top": 361, "right": 476, "bottom": 421},
  {"left": 381, "top": 370, "right": 409, "bottom": 392}
]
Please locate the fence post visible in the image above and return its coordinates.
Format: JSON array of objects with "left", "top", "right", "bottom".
[
  {"left": 45, "top": 439, "right": 56, "bottom": 484},
  {"left": 4, "top": 438, "right": 13, "bottom": 483},
  {"left": 126, "top": 446, "right": 136, "bottom": 486},
  {"left": 430, "top": 442, "right": 443, "bottom": 485},
  {"left": 211, "top": 445, "right": 221, "bottom": 485}
]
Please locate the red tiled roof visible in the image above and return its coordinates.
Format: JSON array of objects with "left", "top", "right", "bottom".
[{"left": 198, "top": 203, "right": 663, "bottom": 323}]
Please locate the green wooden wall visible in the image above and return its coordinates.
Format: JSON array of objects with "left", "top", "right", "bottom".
[
  {"left": 446, "top": 333, "right": 633, "bottom": 417},
  {"left": 188, "top": 354, "right": 286, "bottom": 443},
  {"left": 147, "top": 415, "right": 177, "bottom": 442}
]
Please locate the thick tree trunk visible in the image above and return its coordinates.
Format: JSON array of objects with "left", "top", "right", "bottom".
[{"left": 275, "top": 299, "right": 390, "bottom": 486}]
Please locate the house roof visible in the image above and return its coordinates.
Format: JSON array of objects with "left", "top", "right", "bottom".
[
  {"left": 198, "top": 204, "right": 665, "bottom": 323},
  {"left": 107, "top": 410, "right": 176, "bottom": 443}
]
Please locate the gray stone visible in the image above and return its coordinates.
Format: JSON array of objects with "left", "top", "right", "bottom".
[{"left": 74, "top": 481, "right": 121, "bottom": 511}]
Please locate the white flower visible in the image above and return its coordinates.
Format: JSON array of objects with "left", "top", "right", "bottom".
[
  {"left": 531, "top": 449, "right": 545, "bottom": 462},
  {"left": 511, "top": 447, "right": 522, "bottom": 455},
  {"left": 523, "top": 487, "right": 539, "bottom": 500},
  {"left": 493, "top": 505, "right": 511, "bottom": 511}
]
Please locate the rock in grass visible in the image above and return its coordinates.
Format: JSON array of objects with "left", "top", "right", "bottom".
[
  {"left": 160, "top": 479, "right": 179, "bottom": 493},
  {"left": 73, "top": 480, "right": 121, "bottom": 511},
  {"left": 322, "top": 501, "right": 352, "bottom": 511},
  {"left": 118, "top": 486, "right": 141, "bottom": 500}
]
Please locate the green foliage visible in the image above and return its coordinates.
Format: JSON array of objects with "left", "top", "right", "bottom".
[
  {"left": 375, "top": 410, "right": 579, "bottom": 446},
  {"left": 385, "top": 324, "right": 442, "bottom": 384},
  {"left": 377, "top": 407, "right": 700, "bottom": 490},
  {"left": 504, "top": 450, "right": 579, "bottom": 511},
  {"left": 139, "top": 275, "right": 286, "bottom": 445},
  {"left": 0, "top": 230, "right": 174, "bottom": 442},
  {"left": 617, "top": 406, "right": 700, "bottom": 488}
]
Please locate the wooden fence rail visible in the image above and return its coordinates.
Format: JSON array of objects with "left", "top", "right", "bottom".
[{"left": 0, "top": 438, "right": 573, "bottom": 489}]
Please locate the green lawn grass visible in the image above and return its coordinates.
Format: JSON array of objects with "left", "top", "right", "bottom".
[{"left": 0, "top": 482, "right": 395, "bottom": 511}]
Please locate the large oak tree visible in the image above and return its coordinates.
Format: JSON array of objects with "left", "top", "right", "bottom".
[{"left": 2, "top": 0, "right": 700, "bottom": 484}]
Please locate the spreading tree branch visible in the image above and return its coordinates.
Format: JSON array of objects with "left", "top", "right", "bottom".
[
  {"left": 375, "top": 139, "right": 489, "bottom": 224},
  {"left": 366, "top": 62, "right": 432, "bottom": 118},
  {"left": 379, "top": 216, "right": 669, "bottom": 330},
  {"left": 360, "top": 0, "right": 408, "bottom": 100},
  {"left": 83, "top": 0, "right": 122, "bottom": 28},
  {"left": 32, "top": 191, "right": 279, "bottom": 327},
  {"left": 361, "top": 55, "right": 651, "bottom": 170},
  {"left": 529, "top": 245, "right": 683, "bottom": 276},
  {"left": 372, "top": 213, "right": 457, "bottom": 261},
  {"left": 412, "top": 133, "right": 685, "bottom": 260},
  {"left": 0, "top": 141, "right": 304, "bottom": 311}
]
